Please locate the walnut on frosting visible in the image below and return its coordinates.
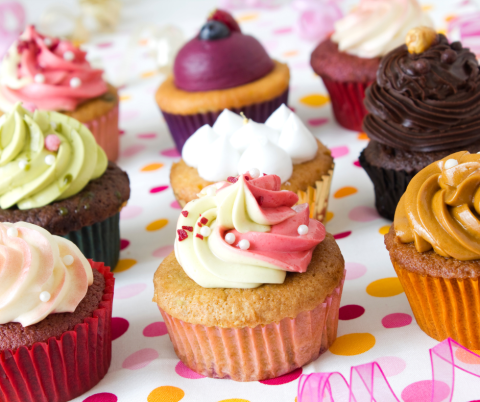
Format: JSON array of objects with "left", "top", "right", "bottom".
[{"left": 405, "top": 26, "right": 438, "bottom": 54}]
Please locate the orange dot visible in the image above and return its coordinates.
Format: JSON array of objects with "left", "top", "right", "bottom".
[
  {"left": 141, "top": 163, "right": 164, "bottom": 172},
  {"left": 334, "top": 186, "right": 357, "bottom": 198},
  {"left": 367, "top": 277, "right": 404, "bottom": 297},
  {"left": 141, "top": 70, "right": 157, "bottom": 78},
  {"left": 379, "top": 225, "right": 391, "bottom": 235},
  {"left": 299, "top": 94, "right": 330, "bottom": 107},
  {"left": 283, "top": 50, "right": 299, "bottom": 57},
  {"left": 329, "top": 333, "right": 375, "bottom": 356},
  {"left": 115, "top": 258, "right": 137, "bottom": 273},
  {"left": 236, "top": 13, "right": 259, "bottom": 22},
  {"left": 357, "top": 132, "right": 369, "bottom": 140},
  {"left": 422, "top": 4, "right": 433, "bottom": 11},
  {"left": 146, "top": 219, "right": 169, "bottom": 231},
  {"left": 139, "top": 38, "right": 149, "bottom": 46},
  {"left": 148, "top": 386, "right": 185, "bottom": 402},
  {"left": 455, "top": 347, "right": 480, "bottom": 365},
  {"left": 219, "top": 400, "right": 250, "bottom": 402},
  {"left": 119, "top": 95, "right": 131, "bottom": 101},
  {"left": 445, "top": 14, "right": 457, "bottom": 22},
  {"left": 326, "top": 211, "right": 334, "bottom": 222}
]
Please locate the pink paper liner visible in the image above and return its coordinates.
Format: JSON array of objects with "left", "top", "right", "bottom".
[
  {"left": 160, "top": 88, "right": 289, "bottom": 152},
  {"left": 0, "top": 260, "right": 114, "bottom": 402},
  {"left": 298, "top": 337, "right": 480, "bottom": 402},
  {"left": 83, "top": 104, "right": 119, "bottom": 162},
  {"left": 160, "top": 272, "right": 344, "bottom": 382},
  {"left": 320, "top": 76, "right": 373, "bottom": 132}
]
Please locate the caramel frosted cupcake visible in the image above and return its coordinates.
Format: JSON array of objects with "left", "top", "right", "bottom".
[
  {"left": 0, "top": 221, "right": 114, "bottom": 401},
  {"left": 386, "top": 151, "right": 480, "bottom": 349},
  {"left": 156, "top": 9, "right": 289, "bottom": 151},
  {"left": 154, "top": 173, "right": 345, "bottom": 381},
  {"left": 170, "top": 104, "right": 333, "bottom": 222},
  {"left": 0, "top": 26, "right": 119, "bottom": 161}
]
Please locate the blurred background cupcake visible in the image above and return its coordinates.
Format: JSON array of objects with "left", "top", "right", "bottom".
[
  {"left": 155, "top": 9, "right": 290, "bottom": 152},
  {"left": 360, "top": 27, "right": 480, "bottom": 220},
  {"left": 0, "top": 25, "right": 120, "bottom": 161},
  {"left": 310, "top": 0, "right": 432, "bottom": 132}
]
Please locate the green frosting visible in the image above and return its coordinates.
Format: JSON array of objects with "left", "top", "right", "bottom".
[{"left": 0, "top": 103, "right": 107, "bottom": 209}]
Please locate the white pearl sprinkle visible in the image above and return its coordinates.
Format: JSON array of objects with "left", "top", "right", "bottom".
[
  {"left": 298, "top": 224, "right": 309, "bottom": 236},
  {"left": 206, "top": 186, "right": 216, "bottom": 196},
  {"left": 444, "top": 159, "right": 458, "bottom": 169},
  {"left": 39, "top": 291, "right": 51, "bottom": 302},
  {"left": 200, "top": 226, "right": 211, "bottom": 237},
  {"left": 45, "top": 154, "right": 55, "bottom": 165},
  {"left": 70, "top": 77, "right": 81, "bottom": 88},
  {"left": 18, "top": 160, "right": 28, "bottom": 170},
  {"left": 238, "top": 239, "right": 250, "bottom": 250},
  {"left": 63, "top": 254, "right": 74, "bottom": 265},
  {"left": 249, "top": 168, "right": 260, "bottom": 179},
  {"left": 34, "top": 73, "right": 45, "bottom": 83},
  {"left": 225, "top": 233, "right": 236, "bottom": 244},
  {"left": 43, "top": 38, "right": 52, "bottom": 47},
  {"left": 50, "top": 121, "right": 57, "bottom": 129},
  {"left": 63, "top": 50, "right": 75, "bottom": 61},
  {"left": 7, "top": 227, "right": 18, "bottom": 237}
]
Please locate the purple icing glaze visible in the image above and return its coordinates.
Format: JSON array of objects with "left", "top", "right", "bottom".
[{"left": 173, "top": 32, "right": 274, "bottom": 92}]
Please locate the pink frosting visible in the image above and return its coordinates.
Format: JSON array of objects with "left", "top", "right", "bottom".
[{"left": 0, "top": 25, "right": 107, "bottom": 111}]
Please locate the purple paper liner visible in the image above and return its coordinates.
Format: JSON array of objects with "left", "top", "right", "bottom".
[{"left": 160, "top": 88, "right": 289, "bottom": 152}]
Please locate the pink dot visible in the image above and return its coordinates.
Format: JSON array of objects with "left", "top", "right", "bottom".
[
  {"left": 331, "top": 146, "right": 349, "bottom": 159},
  {"left": 333, "top": 231, "right": 351, "bottom": 240},
  {"left": 170, "top": 200, "right": 181, "bottom": 209},
  {"left": 121, "top": 144, "right": 146, "bottom": 158},
  {"left": 83, "top": 393, "right": 117, "bottom": 402},
  {"left": 119, "top": 129, "right": 125, "bottom": 135},
  {"left": 150, "top": 185, "right": 169, "bottom": 194},
  {"left": 45, "top": 134, "right": 60, "bottom": 151},
  {"left": 143, "top": 322, "right": 168, "bottom": 337},
  {"left": 348, "top": 206, "right": 380, "bottom": 222},
  {"left": 137, "top": 132, "right": 157, "bottom": 139},
  {"left": 175, "top": 361, "right": 205, "bottom": 379},
  {"left": 345, "top": 262, "right": 367, "bottom": 280},
  {"left": 153, "top": 245, "right": 174, "bottom": 258},
  {"left": 353, "top": 160, "right": 361, "bottom": 168},
  {"left": 122, "top": 348, "right": 159, "bottom": 370},
  {"left": 260, "top": 367, "right": 302, "bottom": 385},
  {"left": 115, "top": 283, "right": 147, "bottom": 300},
  {"left": 120, "top": 239, "right": 130, "bottom": 250},
  {"left": 401, "top": 380, "right": 450, "bottom": 402},
  {"left": 308, "top": 118, "right": 329, "bottom": 126},
  {"left": 382, "top": 313, "right": 412, "bottom": 329},
  {"left": 161, "top": 148, "right": 180, "bottom": 157},
  {"left": 97, "top": 42, "right": 113, "bottom": 48},
  {"left": 120, "top": 205, "right": 143, "bottom": 220},
  {"left": 120, "top": 110, "right": 140, "bottom": 121},
  {"left": 273, "top": 27, "right": 293, "bottom": 34},
  {"left": 339, "top": 305, "right": 365, "bottom": 320},
  {"left": 111, "top": 317, "right": 129, "bottom": 340},
  {"left": 374, "top": 356, "right": 406, "bottom": 377}
]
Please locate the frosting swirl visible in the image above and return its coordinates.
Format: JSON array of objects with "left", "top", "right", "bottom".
[
  {"left": 0, "top": 103, "right": 107, "bottom": 210},
  {"left": 0, "top": 221, "right": 93, "bottom": 326},
  {"left": 0, "top": 25, "right": 107, "bottom": 112},
  {"left": 364, "top": 34, "right": 480, "bottom": 152},
  {"left": 175, "top": 174, "right": 326, "bottom": 288},
  {"left": 395, "top": 151, "right": 480, "bottom": 260},
  {"left": 331, "top": 0, "right": 432, "bottom": 59}
]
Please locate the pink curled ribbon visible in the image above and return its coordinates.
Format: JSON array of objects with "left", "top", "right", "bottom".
[{"left": 298, "top": 338, "right": 480, "bottom": 402}]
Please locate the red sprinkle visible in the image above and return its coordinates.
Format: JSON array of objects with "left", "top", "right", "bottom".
[
  {"left": 227, "top": 176, "right": 238, "bottom": 183},
  {"left": 182, "top": 226, "right": 193, "bottom": 232},
  {"left": 257, "top": 196, "right": 264, "bottom": 206},
  {"left": 197, "top": 222, "right": 202, "bottom": 227},
  {"left": 196, "top": 234, "right": 204, "bottom": 240},
  {"left": 200, "top": 217, "right": 208, "bottom": 225},
  {"left": 245, "top": 176, "right": 250, "bottom": 181},
  {"left": 177, "top": 229, "right": 188, "bottom": 241},
  {"left": 263, "top": 173, "right": 267, "bottom": 176},
  {"left": 181, "top": 211, "right": 188, "bottom": 217}
]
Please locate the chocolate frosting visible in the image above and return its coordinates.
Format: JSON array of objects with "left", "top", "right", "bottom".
[{"left": 363, "top": 34, "right": 480, "bottom": 152}]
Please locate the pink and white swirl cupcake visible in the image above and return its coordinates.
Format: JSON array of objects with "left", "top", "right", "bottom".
[
  {"left": 0, "top": 221, "right": 114, "bottom": 402},
  {"left": 0, "top": 25, "right": 119, "bottom": 160}
]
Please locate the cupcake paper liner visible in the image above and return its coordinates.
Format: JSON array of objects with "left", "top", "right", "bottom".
[
  {"left": 161, "top": 88, "right": 289, "bottom": 152},
  {"left": 0, "top": 261, "right": 114, "bottom": 402},
  {"left": 62, "top": 213, "right": 120, "bottom": 271},
  {"left": 359, "top": 150, "right": 416, "bottom": 221},
  {"left": 83, "top": 104, "right": 119, "bottom": 162},
  {"left": 393, "top": 261, "right": 480, "bottom": 350},
  {"left": 320, "top": 76, "right": 373, "bottom": 132},
  {"left": 160, "top": 272, "right": 345, "bottom": 382}
]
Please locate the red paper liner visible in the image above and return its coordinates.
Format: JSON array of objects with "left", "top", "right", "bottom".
[
  {"left": 320, "top": 76, "right": 373, "bottom": 132},
  {"left": 0, "top": 260, "right": 114, "bottom": 402},
  {"left": 83, "top": 104, "right": 119, "bottom": 162},
  {"left": 160, "top": 272, "right": 344, "bottom": 382},
  {"left": 160, "top": 88, "right": 289, "bottom": 152}
]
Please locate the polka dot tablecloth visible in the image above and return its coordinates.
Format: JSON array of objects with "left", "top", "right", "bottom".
[{"left": 65, "top": 0, "right": 480, "bottom": 401}]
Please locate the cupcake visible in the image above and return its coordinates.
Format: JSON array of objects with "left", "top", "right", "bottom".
[
  {"left": 156, "top": 9, "right": 290, "bottom": 151},
  {"left": 0, "top": 25, "right": 120, "bottom": 161},
  {"left": 154, "top": 173, "right": 345, "bottom": 381},
  {"left": 386, "top": 151, "right": 480, "bottom": 349},
  {"left": 0, "top": 221, "right": 114, "bottom": 401},
  {"left": 170, "top": 104, "right": 334, "bottom": 222},
  {"left": 360, "top": 27, "right": 480, "bottom": 220},
  {"left": 310, "top": 0, "right": 432, "bottom": 131},
  {"left": 0, "top": 103, "right": 130, "bottom": 270}
]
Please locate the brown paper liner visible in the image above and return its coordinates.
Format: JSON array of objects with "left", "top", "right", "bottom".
[
  {"left": 160, "top": 273, "right": 344, "bottom": 382},
  {"left": 83, "top": 104, "right": 119, "bottom": 162},
  {"left": 393, "top": 260, "right": 480, "bottom": 350}
]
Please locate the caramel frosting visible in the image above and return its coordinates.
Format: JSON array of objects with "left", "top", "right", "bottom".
[
  {"left": 395, "top": 151, "right": 480, "bottom": 260},
  {"left": 364, "top": 34, "right": 480, "bottom": 152}
]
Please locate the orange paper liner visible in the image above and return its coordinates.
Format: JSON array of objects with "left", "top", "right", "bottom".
[
  {"left": 393, "top": 260, "right": 480, "bottom": 350},
  {"left": 160, "top": 273, "right": 344, "bottom": 382},
  {"left": 83, "top": 104, "right": 119, "bottom": 162},
  {"left": 0, "top": 261, "right": 114, "bottom": 402}
]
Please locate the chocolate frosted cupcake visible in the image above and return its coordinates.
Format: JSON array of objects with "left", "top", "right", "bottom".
[
  {"left": 156, "top": 10, "right": 289, "bottom": 151},
  {"left": 360, "top": 27, "right": 480, "bottom": 220}
]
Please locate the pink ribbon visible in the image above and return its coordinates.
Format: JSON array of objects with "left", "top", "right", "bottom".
[
  {"left": 0, "top": 1, "right": 25, "bottom": 59},
  {"left": 298, "top": 338, "right": 480, "bottom": 401}
]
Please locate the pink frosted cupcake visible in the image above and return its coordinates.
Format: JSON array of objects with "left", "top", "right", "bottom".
[{"left": 0, "top": 25, "right": 119, "bottom": 160}]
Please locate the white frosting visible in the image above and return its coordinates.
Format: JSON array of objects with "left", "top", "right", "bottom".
[
  {"left": 331, "top": 0, "right": 434, "bottom": 58},
  {"left": 182, "top": 125, "right": 218, "bottom": 168},
  {"left": 197, "top": 135, "right": 240, "bottom": 182},
  {"left": 278, "top": 113, "right": 318, "bottom": 164},
  {"left": 212, "top": 109, "right": 244, "bottom": 136}
]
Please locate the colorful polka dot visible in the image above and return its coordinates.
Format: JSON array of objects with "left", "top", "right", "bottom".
[
  {"left": 299, "top": 94, "right": 330, "bottom": 107},
  {"left": 147, "top": 386, "right": 185, "bottom": 402},
  {"left": 150, "top": 185, "right": 169, "bottom": 194},
  {"left": 260, "top": 367, "right": 302, "bottom": 385},
  {"left": 353, "top": 160, "right": 361, "bottom": 168},
  {"left": 153, "top": 245, "right": 174, "bottom": 258},
  {"left": 334, "top": 186, "right": 358, "bottom": 198},
  {"left": 114, "top": 259, "right": 137, "bottom": 273},
  {"left": 115, "top": 283, "right": 147, "bottom": 300},
  {"left": 111, "top": 317, "right": 129, "bottom": 340},
  {"left": 141, "top": 70, "right": 157, "bottom": 78},
  {"left": 357, "top": 132, "right": 369, "bottom": 140},
  {"left": 141, "top": 163, "right": 164, "bottom": 172},
  {"left": 120, "top": 239, "right": 130, "bottom": 250},
  {"left": 175, "top": 361, "right": 205, "bottom": 379},
  {"left": 219, "top": 400, "right": 250, "bottom": 402},
  {"left": 374, "top": 356, "right": 406, "bottom": 377},
  {"left": 283, "top": 50, "right": 298, "bottom": 57},
  {"left": 236, "top": 13, "right": 259, "bottom": 22},
  {"left": 146, "top": 219, "right": 169, "bottom": 231},
  {"left": 273, "top": 27, "right": 293, "bottom": 35},
  {"left": 333, "top": 231, "right": 352, "bottom": 240},
  {"left": 120, "top": 205, "right": 143, "bottom": 220},
  {"left": 330, "top": 146, "right": 349, "bottom": 159},
  {"left": 348, "top": 206, "right": 380, "bottom": 222},
  {"left": 454, "top": 347, "right": 480, "bottom": 365},
  {"left": 326, "top": 211, "right": 334, "bottom": 222},
  {"left": 401, "top": 380, "right": 449, "bottom": 402},
  {"left": 143, "top": 322, "right": 168, "bottom": 337},
  {"left": 119, "top": 95, "right": 131, "bottom": 102},
  {"left": 122, "top": 348, "right": 159, "bottom": 370},
  {"left": 367, "top": 278, "right": 404, "bottom": 298},
  {"left": 161, "top": 148, "right": 181, "bottom": 157},
  {"left": 97, "top": 42, "right": 113, "bottom": 48},
  {"left": 339, "top": 305, "right": 365, "bottom": 320},
  {"left": 382, "top": 313, "right": 412, "bottom": 328},
  {"left": 120, "top": 110, "right": 140, "bottom": 121},
  {"left": 379, "top": 225, "right": 391, "bottom": 235},
  {"left": 170, "top": 200, "right": 181, "bottom": 209},
  {"left": 137, "top": 132, "right": 157, "bottom": 139},
  {"left": 83, "top": 393, "right": 117, "bottom": 402},
  {"left": 308, "top": 118, "right": 329, "bottom": 126},
  {"left": 345, "top": 262, "right": 367, "bottom": 280},
  {"left": 329, "top": 333, "right": 375, "bottom": 356}
]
